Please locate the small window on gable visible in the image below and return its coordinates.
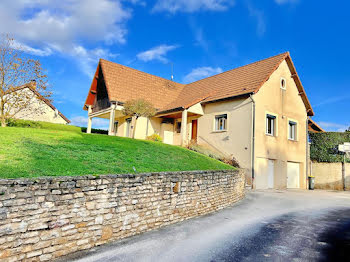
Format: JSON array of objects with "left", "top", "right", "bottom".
[
  {"left": 215, "top": 114, "right": 227, "bottom": 131},
  {"left": 266, "top": 114, "right": 276, "bottom": 136},
  {"left": 176, "top": 121, "right": 181, "bottom": 133},
  {"left": 288, "top": 121, "right": 297, "bottom": 141},
  {"left": 281, "top": 77, "right": 286, "bottom": 90}
]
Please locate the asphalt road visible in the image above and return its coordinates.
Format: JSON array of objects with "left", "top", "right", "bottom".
[{"left": 59, "top": 190, "right": 350, "bottom": 262}]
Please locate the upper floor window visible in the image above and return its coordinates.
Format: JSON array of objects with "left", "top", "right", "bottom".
[
  {"left": 280, "top": 77, "right": 286, "bottom": 90},
  {"left": 215, "top": 114, "right": 227, "bottom": 131},
  {"left": 288, "top": 121, "right": 297, "bottom": 141},
  {"left": 266, "top": 114, "right": 276, "bottom": 136}
]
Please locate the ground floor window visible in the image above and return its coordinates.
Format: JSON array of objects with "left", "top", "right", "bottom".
[
  {"left": 215, "top": 114, "right": 227, "bottom": 131},
  {"left": 176, "top": 121, "right": 181, "bottom": 133},
  {"left": 114, "top": 121, "right": 119, "bottom": 134}
]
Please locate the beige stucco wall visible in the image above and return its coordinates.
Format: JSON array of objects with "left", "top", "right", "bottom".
[
  {"left": 10, "top": 88, "right": 68, "bottom": 124},
  {"left": 197, "top": 97, "right": 253, "bottom": 180},
  {"left": 312, "top": 162, "right": 350, "bottom": 190},
  {"left": 114, "top": 115, "right": 162, "bottom": 140},
  {"left": 253, "top": 60, "right": 308, "bottom": 189}
]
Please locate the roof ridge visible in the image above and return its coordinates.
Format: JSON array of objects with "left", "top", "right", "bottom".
[
  {"left": 185, "top": 51, "right": 290, "bottom": 86},
  {"left": 99, "top": 58, "right": 184, "bottom": 86}
]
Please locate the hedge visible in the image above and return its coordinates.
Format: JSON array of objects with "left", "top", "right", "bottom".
[
  {"left": 6, "top": 119, "right": 108, "bottom": 135},
  {"left": 309, "top": 132, "right": 350, "bottom": 162}
]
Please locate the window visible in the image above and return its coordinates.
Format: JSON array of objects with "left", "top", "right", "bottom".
[
  {"left": 280, "top": 77, "right": 286, "bottom": 90},
  {"left": 288, "top": 121, "right": 297, "bottom": 140},
  {"left": 215, "top": 114, "right": 227, "bottom": 131},
  {"left": 266, "top": 114, "right": 276, "bottom": 136},
  {"left": 114, "top": 121, "right": 119, "bottom": 134},
  {"left": 176, "top": 121, "right": 181, "bottom": 133}
]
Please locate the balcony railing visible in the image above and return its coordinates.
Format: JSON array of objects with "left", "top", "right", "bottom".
[{"left": 92, "top": 98, "right": 110, "bottom": 113}]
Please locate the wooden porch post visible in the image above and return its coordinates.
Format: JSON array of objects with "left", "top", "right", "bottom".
[
  {"left": 87, "top": 105, "right": 92, "bottom": 134},
  {"left": 108, "top": 104, "right": 116, "bottom": 136},
  {"left": 181, "top": 109, "right": 188, "bottom": 146}
]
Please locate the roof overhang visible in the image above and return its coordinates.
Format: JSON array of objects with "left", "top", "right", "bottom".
[{"left": 308, "top": 118, "right": 325, "bottom": 133}]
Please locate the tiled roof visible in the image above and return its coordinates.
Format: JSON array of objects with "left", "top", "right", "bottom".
[
  {"left": 100, "top": 59, "right": 185, "bottom": 110},
  {"left": 85, "top": 52, "right": 314, "bottom": 116}
]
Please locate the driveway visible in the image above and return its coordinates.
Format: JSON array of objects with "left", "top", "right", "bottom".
[{"left": 59, "top": 190, "right": 350, "bottom": 262}]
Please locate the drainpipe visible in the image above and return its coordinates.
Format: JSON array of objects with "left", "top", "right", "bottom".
[
  {"left": 249, "top": 94, "right": 256, "bottom": 189},
  {"left": 306, "top": 118, "right": 309, "bottom": 189}
]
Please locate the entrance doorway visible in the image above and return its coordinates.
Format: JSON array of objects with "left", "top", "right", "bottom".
[
  {"left": 191, "top": 119, "right": 198, "bottom": 142},
  {"left": 126, "top": 118, "right": 132, "bottom": 138}
]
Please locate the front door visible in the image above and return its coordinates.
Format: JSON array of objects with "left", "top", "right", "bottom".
[
  {"left": 126, "top": 118, "right": 132, "bottom": 138},
  {"left": 191, "top": 119, "right": 198, "bottom": 142}
]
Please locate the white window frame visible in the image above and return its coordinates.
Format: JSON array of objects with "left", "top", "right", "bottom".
[
  {"left": 280, "top": 77, "right": 287, "bottom": 90},
  {"left": 214, "top": 114, "right": 228, "bottom": 132},
  {"left": 265, "top": 112, "right": 278, "bottom": 137},
  {"left": 288, "top": 119, "right": 298, "bottom": 141}
]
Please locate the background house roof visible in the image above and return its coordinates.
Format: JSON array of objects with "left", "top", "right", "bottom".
[
  {"left": 84, "top": 52, "right": 314, "bottom": 116},
  {"left": 308, "top": 118, "right": 325, "bottom": 133}
]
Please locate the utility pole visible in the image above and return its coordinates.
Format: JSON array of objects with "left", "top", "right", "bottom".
[{"left": 339, "top": 143, "right": 350, "bottom": 191}]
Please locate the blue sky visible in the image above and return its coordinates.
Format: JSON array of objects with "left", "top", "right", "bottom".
[{"left": 0, "top": 0, "right": 349, "bottom": 131}]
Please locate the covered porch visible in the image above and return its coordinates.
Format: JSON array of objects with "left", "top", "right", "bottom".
[
  {"left": 87, "top": 102, "right": 204, "bottom": 146},
  {"left": 86, "top": 104, "right": 124, "bottom": 136}
]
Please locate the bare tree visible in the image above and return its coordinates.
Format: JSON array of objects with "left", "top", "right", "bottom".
[
  {"left": 122, "top": 99, "right": 156, "bottom": 139},
  {"left": 0, "top": 35, "right": 49, "bottom": 127}
]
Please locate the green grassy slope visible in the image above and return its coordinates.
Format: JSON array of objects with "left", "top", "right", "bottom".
[{"left": 0, "top": 126, "right": 233, "bottom": 178}]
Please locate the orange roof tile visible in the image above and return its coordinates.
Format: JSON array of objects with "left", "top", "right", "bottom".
[{"left": 84, "top": 52, "right": 314, "bottom": 116}]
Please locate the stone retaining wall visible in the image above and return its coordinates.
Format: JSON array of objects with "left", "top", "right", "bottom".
[{"left": 0, "top": 169, "right": 245, "bottom": 261}]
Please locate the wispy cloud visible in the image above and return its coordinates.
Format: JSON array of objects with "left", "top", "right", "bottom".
[
  {"left": 193, "top": 26, "right": 209, "bottom": 51},
  {"left": 313, "top": 95, "right": 350, "bottom": 108},
  {"left": 183, "top": 66, "right": 223, "bottom": 83},
  {"left": 318, "top": 122, "right": 349, "bottom": 132},
  {"left": 247, "top": 4, "right": 266, "bottom": 37},
  {"left": 153, "top": 0, "right": 235, "bottom": 13},
  {"left": 137, "top": 44, "right": 179, "bottom": 63},
  {"left": 70, "top": 116, "right": 109, "bottom": 129},
  {"left": 275, "top": 0, "right": 299, "bottom": 5},
  {"left": 10, "top": 40, "right": 53, "bottom": 57},
  {"left": 72, "top": 46, "right": 118, "bottom": 77}
]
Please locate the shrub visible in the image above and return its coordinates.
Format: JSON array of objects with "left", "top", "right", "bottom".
[
  {"left": 81, "top": 127, "right": 108, "bottom": 135},
  {"left": 188, "top": 142, "right": 240, "bottom": 168},
  {"left": 309, "top": 132, "right": 350, "bottom": 163},
  {"left": 6, "top": 119, "right": 41, "bottom": 128},
  {"left": 146, "top": 134, "right": 163, "bottom": 142}
]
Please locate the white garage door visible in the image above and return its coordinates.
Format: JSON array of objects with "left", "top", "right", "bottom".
[
  {"left": 255, "top": 158, "right": 274, "bottom": 189},
  {"left": 287, "top": 162, "right": 300, "bottom": 188}
]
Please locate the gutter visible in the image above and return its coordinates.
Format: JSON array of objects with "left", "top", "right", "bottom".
[{"left": 249, "top": 94, "right": 256, "bottom": 189}]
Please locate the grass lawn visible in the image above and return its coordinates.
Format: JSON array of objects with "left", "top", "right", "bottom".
[{"left": 0, "top": 126, "right": 233, "bottom": 178}]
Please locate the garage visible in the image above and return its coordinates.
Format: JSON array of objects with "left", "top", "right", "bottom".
[
  {"left": 255, "top": 158, "right": 275, "bottom": 189},
  {"left": 287, "top": 162, "right": 300, "bottom": 188}
]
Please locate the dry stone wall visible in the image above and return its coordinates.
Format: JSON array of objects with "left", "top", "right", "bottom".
[{"left": 0, "top": 169, "right": 245, "bottom": 261}]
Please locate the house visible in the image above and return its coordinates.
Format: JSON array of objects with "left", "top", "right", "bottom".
[
  {"left": 8, "top": 81, "right": 70, "bottom": 124},
  {"left": 84, "top": 52, "right": 317, "bottom": 190}
]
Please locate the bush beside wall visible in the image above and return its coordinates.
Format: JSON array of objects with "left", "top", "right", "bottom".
[
  {"left": 0, "top": 170, "right": 245, "bottom": 261},
  {"left": 309, "top": 132, "right": 350, "bottom": 163}
]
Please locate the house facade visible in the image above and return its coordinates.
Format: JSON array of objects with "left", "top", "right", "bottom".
[
  {"left": 7, "top": 82, "right": 70, "bottom": 125},
  {"left": 84, "top": 52, "right": 316, "bottom": 190}
]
